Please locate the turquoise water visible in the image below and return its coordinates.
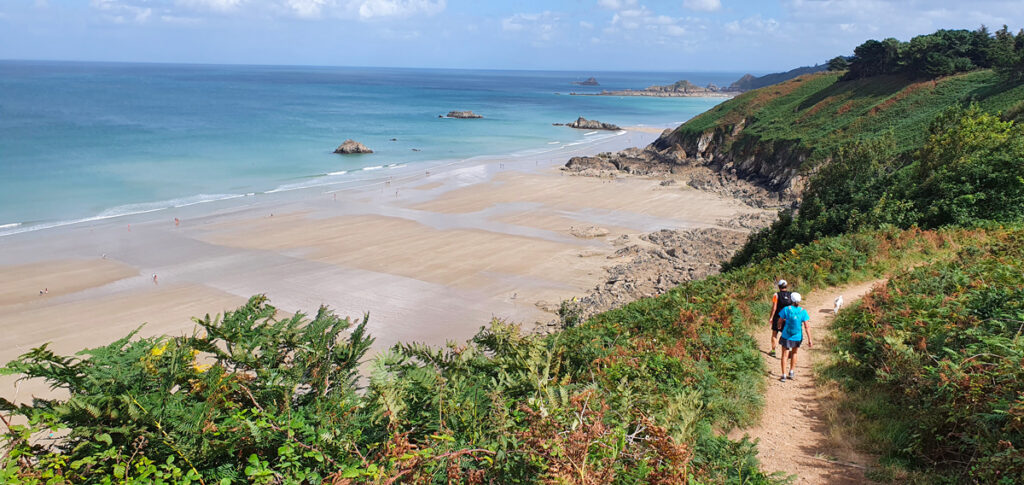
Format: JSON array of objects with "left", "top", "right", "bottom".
[{"left": 0, "top": 61, "right": 737, "bottom": 234}]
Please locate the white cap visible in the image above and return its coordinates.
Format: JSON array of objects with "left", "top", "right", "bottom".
[
  {"left": 777, "top": 279, "right": 787, "bottom": 287},
  {"left": 791, "top": 292, "right": 802, "bottom": 303}
]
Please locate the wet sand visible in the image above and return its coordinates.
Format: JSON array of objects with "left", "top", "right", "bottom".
[{"left": 0, "top": 129, "right": 767, "bottom": 402}]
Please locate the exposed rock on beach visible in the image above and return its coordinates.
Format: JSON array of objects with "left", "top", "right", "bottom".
[
  {"left": 562, "top": 143, "right": 792, "bottom": 209},
  {"left": 556, "top": 225, "right": 758, "bottom": 324},
  {"left": 558, "top": 116, "right": 621, "bottom": 131},
  {"left": 443, "top": 111, "right": 483, "bottom": 119},
  {"left": 334, "top": 139, "right": 373, "bottom": 154}
]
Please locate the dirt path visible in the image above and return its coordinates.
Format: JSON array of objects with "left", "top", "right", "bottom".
[{"left": 729, "top": 279, "right": 884, "bottom": 484}]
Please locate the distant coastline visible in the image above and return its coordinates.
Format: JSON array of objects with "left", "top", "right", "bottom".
[{"left": 570, "top": 90, "right": 736, "bottom": 98}]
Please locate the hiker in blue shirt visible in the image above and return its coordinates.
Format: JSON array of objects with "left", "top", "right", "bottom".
[{"left": 777, "top": 292, "right": 813, "bottom": 382}]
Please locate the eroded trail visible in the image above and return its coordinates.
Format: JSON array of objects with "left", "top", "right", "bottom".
[{"left": 729, "top": 279, "right": 884, "bottom": 484}]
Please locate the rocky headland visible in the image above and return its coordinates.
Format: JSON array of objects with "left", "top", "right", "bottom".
[
  {"left": 442, "top": 111, "right": 483, "bottom": 119},
  {"left": 563, "top": 127, "right": 804, "bottom": 206},
  {"left": 334, "top": 139, "right": 373, "bottom": 154},
  {"left": 573, "top": 79, "right": 737, "bottom": 98},
  {"left": 553, "top": 116, "right": 621, "bottom": 131}
]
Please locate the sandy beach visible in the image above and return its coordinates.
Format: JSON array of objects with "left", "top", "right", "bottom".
[{"left": 0, "top": 129, "right": 767, "bottom": 402}]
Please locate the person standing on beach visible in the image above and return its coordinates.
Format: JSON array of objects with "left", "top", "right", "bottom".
[
  {"left": 777, "top": 292, "right": 812, "bottom": 382},
  {"left": 768, "top": 280, "right": 793, "bottom": 356}
]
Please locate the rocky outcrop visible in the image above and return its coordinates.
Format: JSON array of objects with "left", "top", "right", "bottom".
[
  {"left": 569, "top": 225, "right": 610, "bottom": 238},
  {"left": 651, "top": 121, "right": 810, "bottom": 197},
  {"left": 443, "top": 111, "right": 483, "bottom": 119},
  {"left": 572, "top": 77, "right": 600, "bottom": 86},
  {"left": 562, "top": 142, "right": 792, "bottom": 208},
  {"left": 334, "top": 139, "right": 373, "bottom": 154},
  {"left": 568, "top": 226, "right": 757, "bottom": 321},
  {"left": 562, "top": 112, "right": 809, "bottom": 201},
  {"left": 574, "top": 79, "right": 736, "bottom": 98},
  {"left": 566, "top": 117, "right": 620, "bottom": 131}
]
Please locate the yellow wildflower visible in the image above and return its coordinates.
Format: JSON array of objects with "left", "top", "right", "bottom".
[{"left": 150, "top": 342, "right": 169, "bottom": 357}]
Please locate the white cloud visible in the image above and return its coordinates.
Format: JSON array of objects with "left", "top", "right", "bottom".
[
  {"left": 356, "top": 0, "right": 445, "bottom": 20},
  {"left": 176, "top": 0, "right": 245, "bottom": 11},
  {"left": 725, "top": 15, "right": 779, "bottom": 35},
  {"left": 161, "top": 14, "right": 204, "bottom": 24},
  {"left": 683, "top": 0, "right": 721, "bottom": 12},
  {"left": 286, "top": 0, "right": 327, "bottom": 18},
  {"left": 603, "top": 4, "right": 692, "bottom": 39},
  {"left": 665, "top": 24, "right": 686, "bottom": 36},
  {"left": 598, "top": 0, "right": 637, "bottom": 10},
  {"left": 501, "top": 11, "right": 560, "bottom": 43},
  {"left": 579, "top": 20, "right": 594, "bottom": 29},
  {"left": 90, "top": 0, "right": 153, "bottom": 23}
]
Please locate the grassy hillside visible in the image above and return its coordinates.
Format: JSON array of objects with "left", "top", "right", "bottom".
[
  {"left": 823, "top": 229, "right": 1024, "bottom": 483},
  {"left": 672, "top": 69, "right": 1024, "bottom": 168}
]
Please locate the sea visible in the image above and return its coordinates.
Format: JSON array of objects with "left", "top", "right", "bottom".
[{"left": 0, "top": 61, "right": 742, "bottom": 236}]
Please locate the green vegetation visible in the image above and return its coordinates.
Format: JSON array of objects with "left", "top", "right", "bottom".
[
  {"left": 1, "top": 226, "right": 971, "bottom": 484},
  {"left": 705, "top": 28, "right": 1024, "bottom": 484},
  {"left": 824, "top": 229, "right": 1024, "bottom": 483},
  {"left": 844, "top": 26, "right": 1024, "bottom": 80},
  {"left": 727, "top": 104, "right": 1024, "bottom": 267},
  {"left": 677, "top": 67, "right": 1024, "bottom": 167}
]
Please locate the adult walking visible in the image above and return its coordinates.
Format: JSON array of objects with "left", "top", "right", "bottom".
[
  {"left": 768, "top": 279, "right": 794, "bottom": 356},
  {"left": 777, "top": 292, "right": 812, "bottom": 382}
]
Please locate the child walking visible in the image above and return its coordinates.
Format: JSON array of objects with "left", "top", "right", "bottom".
[
  {"left": 768, "top": 280, "right": 793, "bottom": 356},
  {"left": 777, "top": 292, "right": 812, "bottom": 382}
]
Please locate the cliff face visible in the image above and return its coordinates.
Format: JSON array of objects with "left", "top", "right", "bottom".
[{"left": 650, "top": 120, "right": 810, "bottom": 197}]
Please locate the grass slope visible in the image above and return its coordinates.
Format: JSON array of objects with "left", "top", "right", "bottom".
[
  {"left": 823, "top": 226, "right": 1024, "bottom": 483},
  {"left": 676, "top": 69, "right": 1024, "bottom": 165}
]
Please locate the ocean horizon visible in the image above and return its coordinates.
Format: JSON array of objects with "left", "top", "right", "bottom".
[{"left": 0, "top": 60, "right": 740, "bottom": 235}]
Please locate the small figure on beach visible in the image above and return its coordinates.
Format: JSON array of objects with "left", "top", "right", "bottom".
[
  {"left": 174, "top": 217, "right": 180, "bottom": 226},
  {"left": 39, "top": 289, "right": 43, "bottom": 296},
  {"left": 128, "top": 224, "right": 131, "bottom": 232},
  {"left": 45, "top": 288, "right": 48, "bottom": 294},
  {"left": 768, "top": 279, "right": 793, "bottom": 357},
  {"left": 777, "top": 292, "right": 812, "bottom": 382},
  {"left": 152, "top": 274, "right": 158, "bottom": 284},
  {"left": 102, "top": 253, "right": 107, "bottom": 259}
]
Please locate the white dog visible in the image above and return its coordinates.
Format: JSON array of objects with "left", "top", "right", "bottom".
[{"left": 833, "top": 295, "right": 844, "bottom": 314}]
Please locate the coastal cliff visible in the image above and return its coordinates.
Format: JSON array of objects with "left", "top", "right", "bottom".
[{"left": 569, "top": 68, "right": 1024, "bottom": 203}]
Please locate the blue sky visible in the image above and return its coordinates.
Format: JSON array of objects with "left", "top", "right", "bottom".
[{"left": 2, "top": 0, "right": 1023, "bottom": 71}]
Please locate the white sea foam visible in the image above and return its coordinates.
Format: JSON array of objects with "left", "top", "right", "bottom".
[
  {"left": 547, "top": 141, "right": 560, "bottom": 145},
  {"left": 361, "top": 165, "right": 384, "bottom": 171},
  {"left": 0, "top": 193, "right": 245, "bottom": 237},
  {"left": 583, "top": 131, "right": 599, "bottom": 136},
  {"left": 0, "top": 222, "right": 21, "bottom": 230}
]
